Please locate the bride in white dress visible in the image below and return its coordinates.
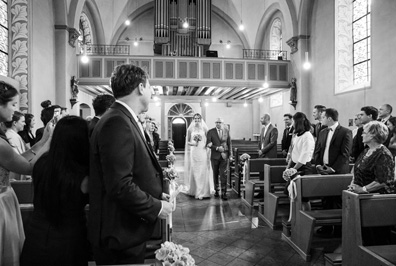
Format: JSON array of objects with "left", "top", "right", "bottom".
[{"left": 183, "top": 113, "right": 214, "bottom": 199}]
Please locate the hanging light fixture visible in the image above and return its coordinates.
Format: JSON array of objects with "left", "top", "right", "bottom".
[
  {"left": 212, "top": 97, "right": 217, "bottom": 102},
  {"left": 243, "top": 101, "right": 248, "bottom": 107},
  {"left": 303, "top": 51, "right": 311, "bottom": 70},
  {"left": 80, "top": 44, "right": 89, "bottom": 64},
  {"left": 125, "top": 19, "right": 131, "bottom": 26},
  {"left": 263, "top": 75, "right": 269, "bottom": 88},
  {"left": 239, "top": 0, "right": 244, "bottom": 31},
  {"left": 182, "top": 18, "right": 189, "bottom": 29},
  {"left": 226, "top": 41, "right": 231, "bottom": 49},
  {"left": 258, "top": 96, "right": 263, "bottom": 103}
]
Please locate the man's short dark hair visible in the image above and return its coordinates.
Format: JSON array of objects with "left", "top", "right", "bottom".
[
  {"left": 110, "top": 64, "right": 148, "bottom": 99},
  {"left": 361, "top": 106, "right": 378, "bottom": 121},
  {"left": 284, "top": 113, "right": 292, "bottom": 119},
  {"left": 324, "top": 108, "right": 339, "bottom": 121},
  {"left": 314, "top": 105, "right": 326, "bottom": 113},
  {"left": 383, "top": 103, "right": 393, "bottom": 114},
  {"left": 92, "top": 94, "right": 115, "bottom": 116}
]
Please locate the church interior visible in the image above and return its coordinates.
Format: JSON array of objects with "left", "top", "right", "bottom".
[{"left": 1, "top": 0, "right": 396, "bottom": 265}]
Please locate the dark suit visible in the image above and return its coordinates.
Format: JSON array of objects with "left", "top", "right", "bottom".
[
  {"left": 281, "top": 126, "right": 294, "bottom": 156},
  {"left": 352, "top": 126, "right": 365, "bottom": 159},
  {"left": 378, "top": 116, "right": 393, "bottom": 148},
  {"left": 313, "top": 124, "right": 352, "bottom": 174},
  {"left": 89, "top": 102, "right": 164, "bottom": 264},
  {"left": 313, "top": 122, "right": 327, "bottom": 139},
  {"left": 88, "top": 116, "right": 99, "bottom": 137},
  {"left": 259, "top": 124, "right": 278, "bottom": 158},
  {"left": 206, "top": 127, "right": 232, "bottom": 193}
]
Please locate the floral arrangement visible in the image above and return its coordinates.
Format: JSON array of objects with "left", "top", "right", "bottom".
[
  {"left": 168, "top": 141, "right": 175, "bottom": 153},
  {"left": 166, "top": 154, "right": 176, "bottom": 164},
  {"left": 282, "top": 168, "right": 298, "bottom": 181},
  {"left": 239, "top": 153, "right": 251, "bottom": 163},
  {"left": 155, "top": 241, "right": 195, "bottom": 266},
  {"left": 193, "top": 134, "right": 202, "bottom": 142},
  {"left": 163, "top": 167, "right": 179, "bottom": 182}
]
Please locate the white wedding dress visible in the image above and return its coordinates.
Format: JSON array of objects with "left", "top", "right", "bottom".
[{"left": 183, "top": 128, "right": 214, "bottom": 199}]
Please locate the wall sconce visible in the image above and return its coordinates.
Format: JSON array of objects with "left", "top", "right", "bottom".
[
  {"left": 70, "top": 76, "right": 79, "bottom": 108},
  {"left": 219, "top": 40, "right": 231, "bottom": 49}
]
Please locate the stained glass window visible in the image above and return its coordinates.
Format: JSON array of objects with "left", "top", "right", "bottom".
[
  {"left": 353, "top": 0, "right": 371, "bottom": 84},
  {"left": 0, "top": 0, "right": 8, "bottom": 76}
]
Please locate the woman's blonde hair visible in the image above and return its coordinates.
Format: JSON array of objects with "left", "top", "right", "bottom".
[{"left": 364, "top": 121, "right": 389, "bottom": 144}]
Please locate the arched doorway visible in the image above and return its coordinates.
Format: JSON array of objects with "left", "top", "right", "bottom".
[
  {"left": 168, "top": 103, "right": 195, "bottom": 151},
  {"left": 172, "top": 117, "right": 186, "bottom": 150},
  {"left": 79, "top": 103, "right": 91, "bottom": 119}
]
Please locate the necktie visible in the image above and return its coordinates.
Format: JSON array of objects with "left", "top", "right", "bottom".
[{"left": 218, "top": 129, "right": 222, "bottom": 138}]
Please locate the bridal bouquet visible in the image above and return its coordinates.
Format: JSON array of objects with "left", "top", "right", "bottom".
[
  {"left": 166, "top": 154, "right": 176, "bottom": 164},
  {"left": 193, "top": 134, "right": 202, "bottom": 142},
  {"left": 155, "top": 241, "right": 195, "bottom": 266},
  {"left": 282, "top": 168, "right": 298, "bottom": 181}
]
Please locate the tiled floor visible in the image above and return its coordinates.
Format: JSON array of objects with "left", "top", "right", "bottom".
[{"left": 171, "top": 153, "right": 338, "bottom": 266}]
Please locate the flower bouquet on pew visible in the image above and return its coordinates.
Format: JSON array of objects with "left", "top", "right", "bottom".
[
  {"left": 155, "top": 241, "right": 195, "bottom": 266},
  {"left": 163, "top": 167, "right": 183, "bottom": 211},
  {"left": 166, "top": 154, "right": 176, "bottom": 166},
  {"left": 168, "top": 142, "right": 175, "bottom": 153}
]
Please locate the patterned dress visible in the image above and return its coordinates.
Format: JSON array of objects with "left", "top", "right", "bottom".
[{"left": 0, "top": 166, "right": 25, "bottom": 266}]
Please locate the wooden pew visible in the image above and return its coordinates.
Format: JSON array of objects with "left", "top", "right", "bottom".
[
  {"left": 242, "top": 158, "right": 286, "bottom": 208},
  {"left": 158, "top": 160, "right": 168, "bottom": 168},
  {"left": 227, "top": 140, "right": 259, "bottom": 188},
  {"left": 257, "top": 165, "right": 288, "bottom": 229},
  {"left": 342, "top": 191, "right": 396, "bottom": 266},
  {"left": 158, "top": 140, "right": 169, "bottom": 160},
  {"left": 232, "top": 147, "right": 260, "bottom": 196},
  {"left": 281, "top": 174, "right": 353, "bottom": 261}
]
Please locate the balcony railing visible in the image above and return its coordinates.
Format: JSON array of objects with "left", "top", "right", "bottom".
[
  {"left": 243, "top": 49, "right": 288, "bottom": 60},
  {"left": 86, "top": 44, "right": 130, "bottom": 55}
]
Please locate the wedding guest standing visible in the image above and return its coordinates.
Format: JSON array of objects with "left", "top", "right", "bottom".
[
  {"left": 386, "top": 117, "right": 396, "bottom": 157},
  {"left": 88, "top": 94, "right": 115, "bottom": 137},
  {"left": 312, "top": 105, "right": 327, "bottom": 139},
  {"left": 351, "top": 106, "right": 378, "bottom": 161},
  {"left": 281, "top": 113, "right": 294, "bottom": 157},
  {"left": 36, "top": 100, "right": 61, "bottom": 142},
  {"left": 4, "top": 111, "right": 26, "bottom": 154},
  {"left": 0, "top": 76, "right": 52, "bottom": 266},
  {"left": 20, "top": 116, "right": 90, "bottom": 266},
  {"left": 258, "top": 113, "right": 278, "bottom": 158},
  {"left": 206, "top": 117, "right": 232, "bottom": 200},
  {"left": 349, "top": 121, "right": 395, "bottom": 245},
  {"left": 18, "top": 113, "right": 36, "bottom": 148},
  {"left": 89, "top": 64, "right": 173, "bottom": 264}
]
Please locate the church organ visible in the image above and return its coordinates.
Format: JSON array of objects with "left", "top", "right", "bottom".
[{"left": 154, "top": 0, "right": 211, "bottom": 57}]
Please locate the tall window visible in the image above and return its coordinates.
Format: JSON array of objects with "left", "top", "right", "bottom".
[
  {"left": 0, "top": 0, "right": 8, "bottom": 76},
  {"left": 353, "top": 0, "right": 371, "bottom": 85}
]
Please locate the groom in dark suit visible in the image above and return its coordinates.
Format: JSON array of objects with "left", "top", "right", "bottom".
[
  {"left": 89, "top": 64, "right": 173, "bottom": 264},
  {"left": 206, "top": 117, "right": 232, "bottom": 200}
]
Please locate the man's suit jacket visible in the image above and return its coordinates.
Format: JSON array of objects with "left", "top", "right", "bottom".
[
  {"left": 313, "top": 122, "right": 327, "bottom": 139},
  {"left": 88, "top": 116, "right": 99, "bottom": 137},
  {"left": 352, "top": 126, "right": 365, "bottom": 159},
  {"left": 281, "top": 126, "right": 294, "bottom": 152},
  {"left": 313, "top": 125, "right": 352, "bottom": 174},
  {"left": 259, "top": 124, "right": 278, "bottom": 158},
  {"left": 206, "top": 127, "right": 232, "bottom": 160},
  {"left": 89, "top": 102, "right": 164, "bottom": 253}
]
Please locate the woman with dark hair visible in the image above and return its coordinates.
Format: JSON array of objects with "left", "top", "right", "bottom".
[
  {"left": 386, "top": 116, "right": 396, "bottom": 157},
  {"left": 0, "top": 76, "right": 52, "bottom": 265},
  {"left": 35, "top": 100, "right": 61, "bottom": 142},
  {"left": 18, "top": 113, "right": 36, "bottom": 148},
  {"left": 286, "top": 112, "right": 315, "bottom": 175},
  {"left": 4, "top": 111, "right": 26, "bottom": 154},
  {"left": 20, "top": 116, "right": 90, "bottom": 266}
]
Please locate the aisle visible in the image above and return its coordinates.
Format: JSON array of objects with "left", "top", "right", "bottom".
[{"left": 171, "top": 153, "right": 327, "bottom": 266}]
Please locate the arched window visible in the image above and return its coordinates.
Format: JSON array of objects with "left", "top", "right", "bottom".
[
  {"left": 168, "top": 103, "right": 194, "bottom": 117},
  {"left": 335, "top": 0, "right": 371, "bottom": 93},
  {"left": 352, "top": 0, "right": 371, "bottom": 85},
  {"left": 78, "top": 12, "right": 93, "bottom": 54},
  {"left": 0, "top": 0, "right": 8, "bottom": 76},
  {"left": 269, "top": 18, "right": 282, "bottom": 52}
]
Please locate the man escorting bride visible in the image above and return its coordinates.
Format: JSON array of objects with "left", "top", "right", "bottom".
[{"left": 183, "top": 113, "right": 214, "bottom": 199}]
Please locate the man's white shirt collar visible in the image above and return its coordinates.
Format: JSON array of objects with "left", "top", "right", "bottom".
[{"left": 116, "top": 100, "right": 144, "bottom": 135}]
